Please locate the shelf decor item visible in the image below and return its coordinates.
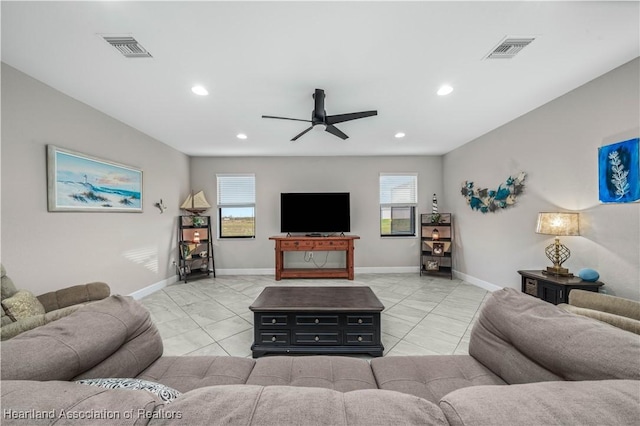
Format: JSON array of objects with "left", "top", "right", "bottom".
[
  {"left": 47, "top": 145, "right": 142, "bottom": 213},
  {"left": 180, "top": 190, "right": 211, "bottom": 215},
  {"left": 461, "top": 172, "right": 526, "bottom": 213},
  {"left": 598, "top": 138, "right": 639, "bottom": 203},
  {"left": 535, "top": 212, "right": 580, "bottom": 277}
]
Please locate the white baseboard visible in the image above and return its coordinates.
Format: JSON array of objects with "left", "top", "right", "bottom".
[
  {"left": 215, "top": 267, "right": 421, "bottom": 275},
  {"left": 453, "top": 270, "right": 503, "bottom": 292},
  {"left": 128, "top": 275, "right": 179, "bottom": 300},
  {"left": 215, "top": 268, "right": 274, "bottom": 276},
  {"left": 355, "top": 266, "right": 420, "bottom": 274}
]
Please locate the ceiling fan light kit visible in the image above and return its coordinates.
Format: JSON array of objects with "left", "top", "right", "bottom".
[{"left": 262, "top": 88, "right": 377, "bottom": 141}]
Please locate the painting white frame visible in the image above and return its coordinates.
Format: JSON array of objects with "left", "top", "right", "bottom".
[{"left": 47, "top": 145, "right": 143, "bottom": 212}]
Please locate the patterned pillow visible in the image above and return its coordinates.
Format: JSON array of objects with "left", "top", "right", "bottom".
[
  {"left": 1, "top": 290, "right": 45, "bottom": 321},
  {"left": 75, "top": 378, "right": 182, "bottom": 403}
]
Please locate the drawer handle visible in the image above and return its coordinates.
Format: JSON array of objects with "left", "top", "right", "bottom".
[
  {"left": 271, "top": 318, "right": 277, "bottom": 324},
  {"left": 314, "top": 335, "right": 320, "bottom": 341},
  {"left": 357, "top": 336, "right": 363, "bottom": 342},
  {"left": 271, "top": 336, "right": 276, "bottom": 342},
  {"left": 314, "top": 318, "right": 320, "bottom": 324},
  {"left": 357, "top": 318, "right": 363, "bottom": 324}
]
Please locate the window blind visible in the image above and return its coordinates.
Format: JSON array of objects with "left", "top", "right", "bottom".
[
  {"left": 217, "top": 174, "right": 255, "bottom": 206},
  {"left": 379, "top": 173, "right": 418, "bottom": 205}
]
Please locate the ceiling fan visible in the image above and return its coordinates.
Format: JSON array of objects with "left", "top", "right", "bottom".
[{"left": 262, "top": 89, "right": 377, "bottom": 141}]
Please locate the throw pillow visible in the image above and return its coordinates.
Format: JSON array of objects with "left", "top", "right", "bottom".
[
  {"left": 1, "top": 290, "right": 46, "bottom": 321},
  {"left": 75, "top": 378, "right": 182, "bottom": 403}
]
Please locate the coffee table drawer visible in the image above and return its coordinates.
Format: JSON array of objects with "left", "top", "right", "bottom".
[
  {"left": 259, "top": 331, "right": 290, "bottom": 345},
  {"left": 259, "top": 314, "right": 288, "bottom": 326},
  {"left": 294, "top": 332, "right": 340, "bottom": 345},
  {"left": 346, "top": 315, "right": 374, "bottom": 326},
  {"left": 296, "top": 315, "right": 339, "bottom": 326},
  {"left": 345, "top": 332, "right": 375, "bottom": 345}
]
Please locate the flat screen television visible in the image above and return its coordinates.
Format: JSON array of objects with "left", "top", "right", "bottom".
[{"left": 280, "top": 192, "right": 350, "bottom": 234}]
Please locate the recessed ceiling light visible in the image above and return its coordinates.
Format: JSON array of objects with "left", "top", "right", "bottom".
[
  {"left": 191, "top": 85, "right": 208, "bottom": 96},
  {"left": 437, "top": 85, "right": 453, "bottom": 96},
  {"left": 236, "top": 133, "right": 248, "bottom": 140},
  {"left": 395, "top": 132, "right": 406, "bottom": 138}
]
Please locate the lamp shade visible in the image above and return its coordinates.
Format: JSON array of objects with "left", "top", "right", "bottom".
[{"left": 535, "top": 212, "right": 580, "bottom": 236}]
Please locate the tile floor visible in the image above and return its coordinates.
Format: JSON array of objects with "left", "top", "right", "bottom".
[{"left": 140, "top": 273, "right": 490, "bottom": 358}]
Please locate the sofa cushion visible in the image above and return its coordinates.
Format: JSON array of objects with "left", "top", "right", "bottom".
[
  {"left": 148, "top": 385, "right": 449, "bottom": 426},
  {"left": 137, "top": 356, "right": 256, "bottom": 393},
  {"left": 1, "top": 290, "right": 45, "bottom": 320},
  {"left": 439, "top": 380, "right": 640, "bottom": 426},
  {"left": 1, "top": 295, "right": 161, "bottom": 381},
  {"left": 370, "top": 355, "right": 506, "bottom": 404},
  {"left": 247, "top": 356, "right": 378, "bottom": 392},
  {"left": 1, "top": 380, "right": 161, "bottom": 426},
  {"left": 469, "top": 288, "right": 640, "bottom": 384},
  {"left": 76, "top": 378, "right": 181, "bottom": 403}
]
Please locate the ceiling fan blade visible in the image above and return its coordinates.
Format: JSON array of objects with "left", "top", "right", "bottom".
[
  {"left": 325, "top": 124, "right": 349, "bottom": 140},
  {"left": 326, "top": 110, "right": 377, "bottom": 125},
  {"left": 262, "top": 115, "right": 312, "bottom": 123},
  {"left": 313, "top": 89, "right": 325, "bottom": 119},
  {"left": 291, "top": 126, "right": 314, "bottom": 141}
]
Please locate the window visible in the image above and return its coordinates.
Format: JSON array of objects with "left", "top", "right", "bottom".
[
  {"left": 217, "top": 174, "right": 255, "bottom": 238},
  {"left": 379, "top": 173, "right": 417, "bottom": 237}
]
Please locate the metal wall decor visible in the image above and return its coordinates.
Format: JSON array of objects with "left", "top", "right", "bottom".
[{"left": 461, "top": 172, "right": 526, "bottom": 213}]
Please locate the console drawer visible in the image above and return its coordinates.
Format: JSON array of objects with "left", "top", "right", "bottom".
[
  {"left": 280, "top": 240, "right": 315, "bottom": 250},
  {"left": 294, "top": 332, "right": 340, "bottom": 345},
  {"left": 259, "top": 332, "right": 290, "bottom": 345},
  {"left": 314, "top": 240, "right": 348, "bottom": 249},
  {"left": 296, "top": 315, "right": 339, "bottom": 326}
]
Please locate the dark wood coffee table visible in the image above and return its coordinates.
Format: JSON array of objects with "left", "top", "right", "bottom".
[{"left": 250, "top": 286, "right": 385, "bottom": 358}]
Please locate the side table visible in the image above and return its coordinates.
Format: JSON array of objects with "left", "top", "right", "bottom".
[{"left": 518, "top": 270, "right": 604, "bottom": 305}]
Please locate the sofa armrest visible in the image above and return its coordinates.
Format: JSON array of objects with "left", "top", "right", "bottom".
[
  {"left": 559, "top": 304, "right": 640, "bottom": 334},
  {"left": 1, "top": 295, "right": 161, "bottom": 381},
  {"left": 568, "top": 289, "right": 640, "bottom": 321},
  {"left": 439, "top": 380, "right": 640, "bottom": 426},
  {"left": 0, "top": 305, "right": 83, "bottom": 341},
  {"left": 37, "top": 282, "right": 110, "bottom": 312}
]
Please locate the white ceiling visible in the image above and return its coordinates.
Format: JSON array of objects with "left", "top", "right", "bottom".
[{"left": 2, "top": 1, "right": 639, "bottom": 157}]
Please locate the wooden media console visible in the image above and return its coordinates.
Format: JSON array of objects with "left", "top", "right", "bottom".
[{"left": 269, "top": 235, "right": 360, "bottom": 280}]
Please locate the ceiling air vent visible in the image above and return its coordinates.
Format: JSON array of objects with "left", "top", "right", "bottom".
[
  {"left": 103, "top": 36, "right": 152, "bottom": 58},
  {"left": 485, "top": 37, "right": 535, "bottom": 59}
]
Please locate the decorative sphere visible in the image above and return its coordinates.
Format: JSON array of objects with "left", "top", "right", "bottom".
[{"left": 578, "top": 268, "right": 600, "bottom": 282}]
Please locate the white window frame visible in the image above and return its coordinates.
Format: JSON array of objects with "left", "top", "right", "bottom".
[
  {"left": 216, "top": 173, "right": 256, "bottom": 239},
  {"left": 379, "top": 173, "right": 418, "bottom": 237}
]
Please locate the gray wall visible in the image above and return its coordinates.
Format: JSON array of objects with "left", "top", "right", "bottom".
[
  {"left": 444, "top": 58, "right": 640, "bottom": 300},
  {"left": 190, "top": 156, "right": 443, "bottom": 272},
  {"left": 1, "top": 63, "right": 190, "bottom": 296}
]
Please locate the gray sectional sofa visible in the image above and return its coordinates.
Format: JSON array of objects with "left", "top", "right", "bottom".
[{"left": 1, "top": 288, "right": 639, "bottom": 425}]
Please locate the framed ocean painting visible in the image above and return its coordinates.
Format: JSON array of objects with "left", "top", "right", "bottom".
[
  {"left": 598, "top": 138, "right": 640, "bottom": 204},
  {"left": 47, "top": 145, "right": 143, "bottom": 212}
]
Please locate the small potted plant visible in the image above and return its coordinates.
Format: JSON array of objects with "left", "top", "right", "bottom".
[{"left": 430, "top": 213, "right": 441, "bottom": 224}]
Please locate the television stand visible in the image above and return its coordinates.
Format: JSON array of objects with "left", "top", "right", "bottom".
[{"left": 269, "top": 235, "right": 360, "bottom": 280}]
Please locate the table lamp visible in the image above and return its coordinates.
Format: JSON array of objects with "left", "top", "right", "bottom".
[{"left": 535, "top": 212, "right": 580, "bottom": 276}]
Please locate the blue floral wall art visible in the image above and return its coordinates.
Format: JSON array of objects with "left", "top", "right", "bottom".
[
  {"left": 461, "top": 172, "right": 526, "bottom": 213},
  {"left": 598, "top": 138, "right": 639, "bottom": 203}
]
